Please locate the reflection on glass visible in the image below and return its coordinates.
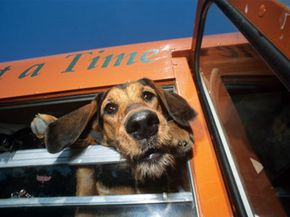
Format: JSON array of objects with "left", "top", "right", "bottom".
[
  {"left": 2, "top": 203, "right": 194, "bottom": 217},
  {"left": 0, "top": 166, "right": 76, "bottom": 198},
  {"left": 200, "top": 4, "right": 290, "bottom": 217},
  {"left": 203, "top": 4, "right": 237, "bottom": 35},
  {"left": 278, "top": 0, "right": 290, "bottom": 7}
]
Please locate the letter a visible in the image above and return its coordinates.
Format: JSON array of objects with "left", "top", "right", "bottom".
[{"left": 18, "top": 63, "right": 45, "bottom": 79}]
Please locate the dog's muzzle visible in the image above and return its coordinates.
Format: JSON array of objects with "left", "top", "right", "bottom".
[{"left": 125, "top": 110, "right": 159, "bottom": 141}]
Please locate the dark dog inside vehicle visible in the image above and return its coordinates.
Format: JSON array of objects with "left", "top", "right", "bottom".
[{"left": 31, "top": 78, "right": 196, "bottom": 210}]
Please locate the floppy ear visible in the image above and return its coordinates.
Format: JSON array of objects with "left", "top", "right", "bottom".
[
  {"left": 45, "top": 99, "right": 98, "bottom": 154},
  {"left": 140, "top": 78, "right": 197, "bottom": 127}
]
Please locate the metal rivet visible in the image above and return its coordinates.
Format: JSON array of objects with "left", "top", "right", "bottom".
[
  {"left": 280, "top": 34, "right": 284, "bottom": 40},
  {"left": 244, "top": 4, "right": 248, "bottom": 14},
  {"left": 258, "top": 4, "right": 266, "bottom": 17}
]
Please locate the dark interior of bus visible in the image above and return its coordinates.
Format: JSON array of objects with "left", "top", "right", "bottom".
[
  {"left": 199, "top": 39, "right": 290, "bottom": 215},
  {"left": 224, "top": 74, "right": 290, "bottom": 214}
]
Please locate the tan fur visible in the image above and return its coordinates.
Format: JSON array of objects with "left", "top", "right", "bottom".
[
  {"left": 76, "top": 166, "right": 96, "bottom": 196},
  {"left": 101, "top": 83, "right": 170, "bottom": 159},
  {"left": 96, "top": 182, "right": 135, "bottom": 195},
  {"left": 134, "top": 154, "right": 175, "bottom": 181}
]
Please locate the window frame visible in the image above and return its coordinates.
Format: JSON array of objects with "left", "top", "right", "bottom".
[
  {"left": 0, "top": 85, "right": 198, "bottom": 217},
  {"left": 192, "top": 0, "right": 290, "bottom": 217}
]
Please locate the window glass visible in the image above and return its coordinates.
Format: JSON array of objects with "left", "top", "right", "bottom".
[
  {"left": 200, "top": 4, "right": 290, "bottom": 217},
  {"left": 278, "top": 0, "right": 290, "bottom": 7}
]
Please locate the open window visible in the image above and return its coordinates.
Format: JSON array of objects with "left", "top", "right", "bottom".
[
  {"left": 193, "top": 0, "right": 290, "bottom": 216},
  {"left": 0, "top": 83, "right": 198, "bottom": 216}
]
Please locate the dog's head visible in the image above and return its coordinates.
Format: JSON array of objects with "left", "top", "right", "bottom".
[{"left": 45, "top": 78, "right": 196, "bottom": 181}]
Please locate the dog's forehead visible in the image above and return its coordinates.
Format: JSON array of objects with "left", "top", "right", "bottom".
[{"left": 104, "top": 81, "right": 154, "bottom": 102}]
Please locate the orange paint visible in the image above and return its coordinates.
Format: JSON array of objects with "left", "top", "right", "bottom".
[
  {"left": 0, "top": 34, "right": 239, "bottom": 216},
  {"left": 0, "top": 39, "right": 190, "bottom": 100},
  {"left": 173, "top": 57, "right": 233, "bottom": 217}
]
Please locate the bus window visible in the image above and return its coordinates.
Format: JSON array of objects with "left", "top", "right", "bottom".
[
  {"left": 198, "top": 3, "right": 289, "bottom": 217},
  {"left": 0, "top": 86, "right": 198, "bottom": 217}
]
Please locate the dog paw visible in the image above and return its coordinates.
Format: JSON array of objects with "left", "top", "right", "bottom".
[{"left": 30, "top": 114, "right": 57, "bottom": 139}]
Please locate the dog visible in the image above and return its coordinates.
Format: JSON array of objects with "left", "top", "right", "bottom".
[{"left": 31, "top": 78, "right": 196, "bottom": 216}]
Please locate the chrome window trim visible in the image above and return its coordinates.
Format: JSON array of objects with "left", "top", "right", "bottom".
[
  {"left": 0, "top": 192, "right": 193, "bottom": 208},
  {"left": 186, "top": 161, "right": 200, "bottom": 216},
  {"left": 0, "top": 145, "right": 124, "bottom": 168},
  {"left": 200, "top": 77, "right": 254, "bottom": 217}
]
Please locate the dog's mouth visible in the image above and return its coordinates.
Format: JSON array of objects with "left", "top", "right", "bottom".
[
  {"left": 133, "top": 145, "right": 189, "bottom": 164},
  {"left": 139, "top": 148, "right": 165, "bottom": 162},
  {"left": 131, "top": 147, "right": 176, "bottom": 181}
]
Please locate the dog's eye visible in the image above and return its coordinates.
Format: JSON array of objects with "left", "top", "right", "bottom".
[
  {"left": 142, "top": 91, "right": 155, "bottom": 102},
  {"left": 104, "top": 103, "right": 118, "bottom": 115}
]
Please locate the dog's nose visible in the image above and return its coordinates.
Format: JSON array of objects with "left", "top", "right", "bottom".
[{"left": 125, "top": 110, "right": 159, "bottom": 140}]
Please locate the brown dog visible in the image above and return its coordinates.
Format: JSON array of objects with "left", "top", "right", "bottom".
[{"left": 31, "top": 78, "right": 196, "bottom": 213}]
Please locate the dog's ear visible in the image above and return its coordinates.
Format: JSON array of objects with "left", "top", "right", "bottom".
[
  {"left": 45, "top": 94, "right": 103, "bottom": 153},
  {"left": 139, "top": 78, "right": 197, "bottom": 127}
]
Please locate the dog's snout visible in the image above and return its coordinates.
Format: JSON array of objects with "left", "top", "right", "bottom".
[{"left": 125, "top": 110, "right": 159, "bottom": 140}]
